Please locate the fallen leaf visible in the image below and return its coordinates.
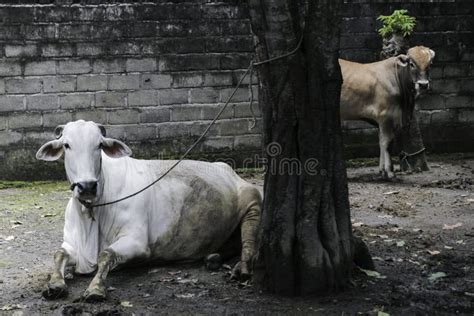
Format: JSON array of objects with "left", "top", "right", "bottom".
[
  {"left": 143, "top": 293, "right": 151, "bottom": 298},
  {"left": 148, "top": 268, "right": 159, "bottom": 274},
  {"left": 5, "top": 236, "right": 14, "bottom": 241},
  {"left": 466, "top": 199, "right": 474, "bottom": 203},
  {"left": 396, "top": 240, "right": 406, "bottom": 247},
  {"left": 377, "top": 234, "right": 389, "bottom": 239},
  {"left": 176, "top": 278, "right": 198, "bottom": 284},
  {"left": 465, "top": 292, "right": 474, "bottom": 297},
  {"left": 120, "top": 301, "right": 133, "bottom": 307},
  {"left": 168, "top": 271, "right": 181, "bottom": 276},
  {"left": 428, "top": 272, "right": 447, "bottom": 282},
  {"left": 377, "top": 311, "right": 390, "bottom": 316},
  {"left": 352, "top": 221, "right": 364, "bottom": 227},
  {"left": 408, "top": 259, "right": 421, "bottom": 266},
  {"left": 107, "top": 286, "right": 116, "bottom": 292},
  {"left": 358, "top": 268, "right": 386, "bottom": 279},
  {"left": 427, "top": 250, "right": 440, "bottom": 256},
  {"left": 444, "top": 245, "right": 453, "bottom": 250},
  {"left": 383, "top": 190, "right": 400, "bottom": 195},
  {"left": 41, "top": 213, "right": 56, "bottom": 218},
  {"left": 443, "top": 222, "right": 463, "bottom": 230},
  {"left": 0, "top": 304, "right": 26, "bottom": 311},
  {"left": 455, "top": 240, "right": 465, "bottom": 244},
  {"left": 175, "top": 293, "right": 195, "bottom": 299}
]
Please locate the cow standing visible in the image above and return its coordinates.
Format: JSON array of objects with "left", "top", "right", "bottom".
[
  {"left": 339, "top": 46, "right": 435, "bottom": 178},
  {"left": 36, "top": 120, "right": 262, "bottom": 301}
]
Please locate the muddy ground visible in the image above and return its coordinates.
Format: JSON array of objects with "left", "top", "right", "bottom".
[{"left": 0, "top": 154, "right": 473, "bottom": 315}]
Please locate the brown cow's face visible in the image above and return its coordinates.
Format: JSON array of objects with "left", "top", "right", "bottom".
[{"left": 407, "top": 46, "right": 436, "bottom": 94}]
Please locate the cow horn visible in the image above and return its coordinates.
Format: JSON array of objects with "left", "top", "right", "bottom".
[
  {"left": 54, "top": 125, "right": 65, "bottom": 139},
  {"left": 98, "top": 124, "right": 106, "bottom": 137}
]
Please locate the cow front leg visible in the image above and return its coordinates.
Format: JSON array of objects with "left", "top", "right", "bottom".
[
  {"left": 232, "top": 187, "right": 262, "bottom": 281},
  {"left": 82, "top": 237, "right": 150, "bottom": 301},
  {"left": 82, "top": 249, "right": 115, "bottom": 302},
  {"left": 43, "top": 249, "right": 69, "bottom": 299}
]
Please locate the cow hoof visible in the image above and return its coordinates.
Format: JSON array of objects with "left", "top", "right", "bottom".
[
  {"left": 42, "top": 280, "right": 68, "bottom": 300},
  {"left": 231, "top": 261, "right": 251, "bottom": 282},
  {"left": 83, "top": 286, "right": 106, "bottom": 302},
  {"left": 204, "top": 253, "right": 222, "bottom": 271},
  {"left": 381, "top": 170, "right": 395, "bottom": 180}
]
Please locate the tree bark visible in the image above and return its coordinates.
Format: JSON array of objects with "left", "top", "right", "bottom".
[
  {"left": 380, "top": 33, "right": 429, "bottom": 172},
  {"left": 249, "top": 0, "right": 368, "bottom": 295}
]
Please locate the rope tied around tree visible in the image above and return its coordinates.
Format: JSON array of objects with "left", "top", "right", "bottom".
[
  {"left": 85, "top": 35, "right": 305, "bottom": 210},
  {"left": 400, "top": 147, "right": 426, "bottom": 171}
]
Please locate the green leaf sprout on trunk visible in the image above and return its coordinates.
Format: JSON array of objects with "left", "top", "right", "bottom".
[{"left": 377, "top": 9, "right": 416, "bottom": 38}]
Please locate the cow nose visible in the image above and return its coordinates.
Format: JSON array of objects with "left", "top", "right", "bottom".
[
  {"left": 76, "top": 181, "right": 98, "bottom": 196},
  {"left": 418, "top": 81, "right": 429, "bottom": 90}
]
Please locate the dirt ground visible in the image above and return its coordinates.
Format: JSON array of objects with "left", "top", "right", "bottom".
[{"left": 0, "top": 154, "right": 473, "bottom": 315}]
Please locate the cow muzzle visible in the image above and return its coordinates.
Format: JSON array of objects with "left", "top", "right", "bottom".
[
  {"left": 416, "top": 80, "right": 430, "bottom": 91},
  {"left": 71, "top": 181, "right": 98, "bottom": 199}
]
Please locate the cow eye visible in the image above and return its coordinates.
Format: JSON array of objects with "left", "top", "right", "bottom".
[
  {"left": 410, "top": 61, "right": 416, "bottom": 68},
  {"left": 64, "top": 143, "right": 71, "bottom": 149}
]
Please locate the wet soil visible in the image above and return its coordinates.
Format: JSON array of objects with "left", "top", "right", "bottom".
[{"left": 0, "top": 154, "right": 473, "bottom": 315}]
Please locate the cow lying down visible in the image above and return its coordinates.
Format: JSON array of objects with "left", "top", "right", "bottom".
[
  {"left": 339, "top": 46, "right": 435, "bottom": 178},
  {"left": 36, "top": 120, "right": 262, "bottom": 301}
]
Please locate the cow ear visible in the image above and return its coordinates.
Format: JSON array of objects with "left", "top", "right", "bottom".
[
  {"left": 397, "top": 54, "right": 409, "bottom": 67},
  {"left": 36, "top": 140, "right": 64, "bottom": 161},
  {"left": 429, "top": 49, "right": 435, "bottom": 61},
  {"left": 54, "top": 125, "right": 64, "bottom": 139},
  {"left": 97, "top": 124, "right": 106, "bottom": 137},
  {"left": 101, "top": 138, "right": 132, "bottom": 158}
]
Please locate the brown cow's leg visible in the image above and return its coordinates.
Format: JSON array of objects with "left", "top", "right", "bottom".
[
  {"left": 379, "top": 122, "right": 395, "bottom": 179},
  {"left": 43, "top": 248, "right": 69, "bottom": 299},
  {"left": 378, "top": 129, "right": 385, "bottom": 174},
  {"left": 83, "top": 249, "right": 115, "bottom": 302},
  {"left": 232, "top": 187, "right": 262, "bottom": 281}
]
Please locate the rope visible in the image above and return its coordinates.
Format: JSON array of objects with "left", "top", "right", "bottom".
[
  {"left": 248, "top": 35, "right": 304, "bottom": 130},
  {"left": 88, "top": 35, "right": 304, "bottom": 209},
  {"left": 400, "top": 147, "right": 426, "bottom": 171}
]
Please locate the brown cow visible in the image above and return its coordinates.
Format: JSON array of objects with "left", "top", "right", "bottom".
[{"left": 340, "top": 46, "right": 435, "bottom": 178}]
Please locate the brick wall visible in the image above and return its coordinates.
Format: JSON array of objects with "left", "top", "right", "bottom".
[
  {"left": 0, "top": 1, "right": 472, "bottom": 179},
  {"left": 0, "top": 1, "right": 260, "bottom": 179}
]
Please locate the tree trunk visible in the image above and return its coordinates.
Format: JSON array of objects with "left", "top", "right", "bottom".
[
  {"left": 396, "top": 116, "right": 429, "bottom": 172},
  {"left": 380, "top": 33, "right": 429, "bottom": 172},
  {"left": 249, "top": 0, "right": 370, "bottom": 295}
]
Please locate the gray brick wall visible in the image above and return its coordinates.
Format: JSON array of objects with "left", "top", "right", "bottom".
[
  {"left": 0, "top": 1, "right": 261, "bottom": 179},
  {"left": 0, "top": 0, "right": 472, "bottom": 179}
]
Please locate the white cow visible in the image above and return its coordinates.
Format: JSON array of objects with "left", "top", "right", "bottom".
[{"left": 36, "top": 120, "right": 262, "bottom": 301}]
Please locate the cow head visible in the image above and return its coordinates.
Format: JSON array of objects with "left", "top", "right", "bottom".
[
  {"left": 398, "top": 46, "right": 435, "bottom": 96},
  {"left": 36, "top": 120, "right": 132, "bottom": 205}
]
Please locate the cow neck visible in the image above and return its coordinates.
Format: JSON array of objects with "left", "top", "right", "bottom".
[{"left": 395, "top": 61, "right": 415, "bottom": 128}]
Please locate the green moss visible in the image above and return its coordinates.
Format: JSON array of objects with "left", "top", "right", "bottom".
[
  {"left": 346, "top": 158, "right": 379, "bottom": 168},
  {"left": 0, "top": 181, "right": 69, "bottom": 220},
  {"left": 0, "top": 181, "right": 67, "bottom": 190}
]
